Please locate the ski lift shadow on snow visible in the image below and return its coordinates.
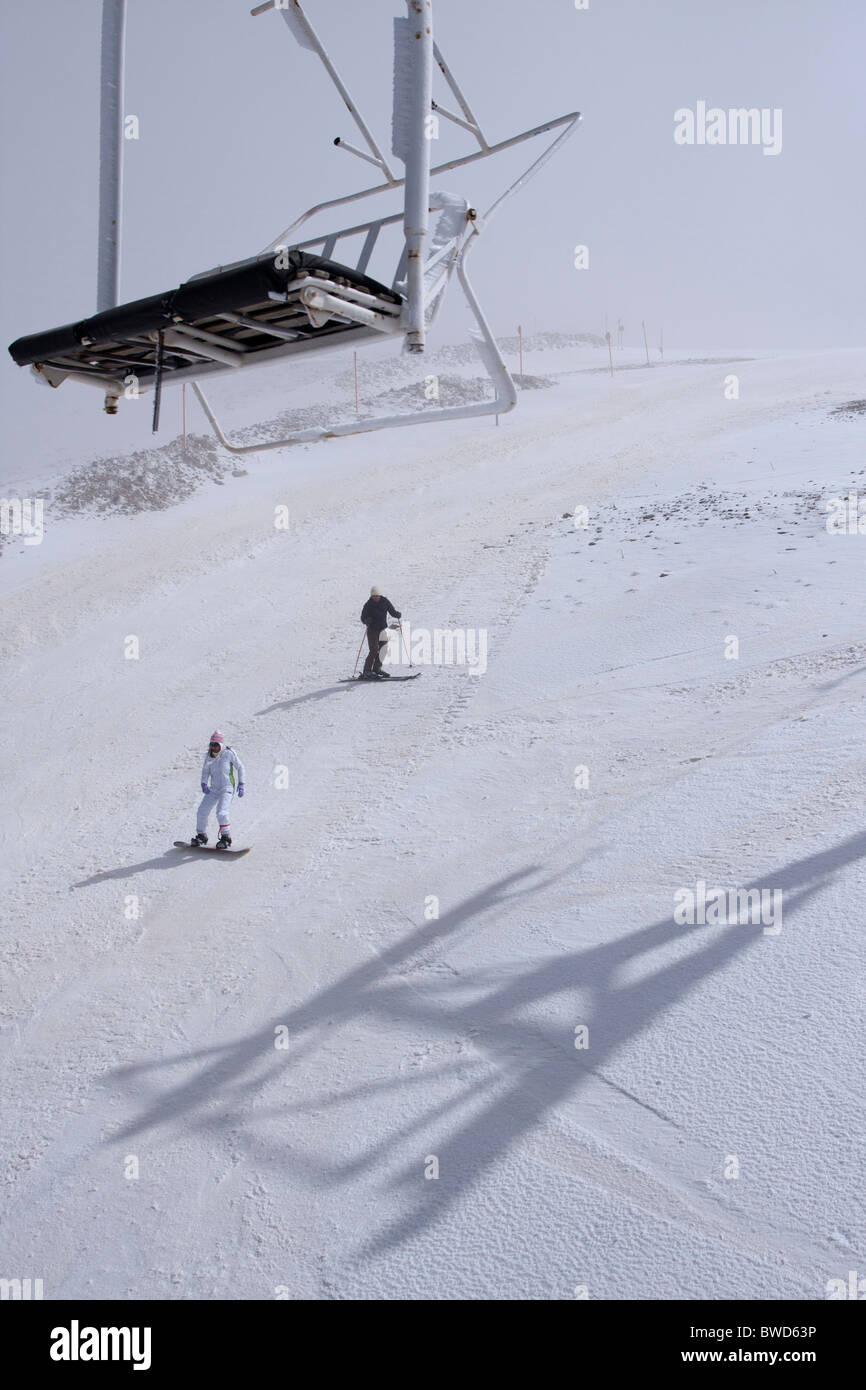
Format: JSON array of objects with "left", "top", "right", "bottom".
[{"left": 7, "top": 1, "right": 580, "bottom": 453}]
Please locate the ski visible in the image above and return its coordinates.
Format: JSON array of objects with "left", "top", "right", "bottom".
[
  {"left": 340, "top": 672, "right": 422, "bottom": 682},
  {"left": 173, "top": 841, "right": 251, "bottom": 856}
]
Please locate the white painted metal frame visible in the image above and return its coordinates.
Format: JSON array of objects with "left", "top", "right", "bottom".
[
  {"left": 193, "top": 225, "right": 513, "bottom": 453},
  {"left": 187, "top": 0, "right": 581, "bottom": 452},
  {"left": 97, "top": 0, "right": 126, "bottom": 312}
]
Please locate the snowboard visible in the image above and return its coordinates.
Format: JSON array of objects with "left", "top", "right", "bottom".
[
  {"left": 174, "top": 841, "right": 251, "bottom": 856},
  {"left": 340, "top": 672, "right": 422, "bottom": 683}
]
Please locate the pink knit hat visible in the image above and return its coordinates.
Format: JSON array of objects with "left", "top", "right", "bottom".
[{"left": 209, "top": 730, "right": 225, "bottom": 745}]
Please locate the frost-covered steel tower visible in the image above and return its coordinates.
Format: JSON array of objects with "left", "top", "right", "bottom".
[{"left": 96, "top": 0, "right": 126, "bottom": 312}]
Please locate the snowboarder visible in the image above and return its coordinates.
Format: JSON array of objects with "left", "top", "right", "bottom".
[
  {"left": 360, "top": 585, "right": 401, "bottom": 678},
  {"left": 192, "top": 731, "right": 245, "bottom": 849}
]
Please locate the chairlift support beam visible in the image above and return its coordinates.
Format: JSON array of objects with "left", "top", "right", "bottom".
[
  {"left": 334, "top": 138, "right": 388, "bottom": 171},
  {"left": 431, "top": 100, "right": 481, "bottom": 140},
  {"left": 254, "top": 0, "right": 398, "bottom": 183},
  {"left": 265, "top": 111, "right": 579, "bottom": 251},
  {"left": 432, "top": 42, "right": 489, "bottom": 148},
  {"left": 393, "top": 2, "right": 433, "bottom": 351},
  {"left": 218, "top": 312, "right": 303, "bottom": 343},
  {"left": 96, "top": 0, "right": 126, "bottom": 311}
]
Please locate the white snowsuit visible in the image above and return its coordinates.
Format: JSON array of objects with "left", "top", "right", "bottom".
[{"left": 197, "top": 745, "right": 245, "bottom": 836}]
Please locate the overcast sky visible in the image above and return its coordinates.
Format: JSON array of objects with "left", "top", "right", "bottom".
[{"left": 1, "top": 0, "right": 863, "bottom": 464}]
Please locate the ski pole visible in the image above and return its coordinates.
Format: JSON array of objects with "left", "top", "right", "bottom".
[
  {"left": 352, "top": 632, "right": 365, "bottom": 677},
  {"left": 398, "top": 619, "right": 412, "bottom": 668}
]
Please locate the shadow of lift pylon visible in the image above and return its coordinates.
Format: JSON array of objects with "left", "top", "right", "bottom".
[{"left": 7, "top": 0, "right": 581, "bottom": 453}]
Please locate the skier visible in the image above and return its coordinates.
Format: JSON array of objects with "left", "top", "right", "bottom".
[
  {"left": 360, "top": 585, "right": 401, "bottom": 678},
  {"left": 192, "top": 731, "right": 245, "bottom": 849}
]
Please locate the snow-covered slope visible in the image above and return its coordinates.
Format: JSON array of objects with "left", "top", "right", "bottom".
[{"left": 2, "top": 344, "right": 865, "bottom": 1299}]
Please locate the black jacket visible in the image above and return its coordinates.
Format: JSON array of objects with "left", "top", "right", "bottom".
[{"left": 361, "top": 595, "right": 401, "bottom": 631}]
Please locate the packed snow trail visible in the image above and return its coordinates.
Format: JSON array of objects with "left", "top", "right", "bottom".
[{"left": 2, "top": 347, "right": 865, "bottom": 1298}]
